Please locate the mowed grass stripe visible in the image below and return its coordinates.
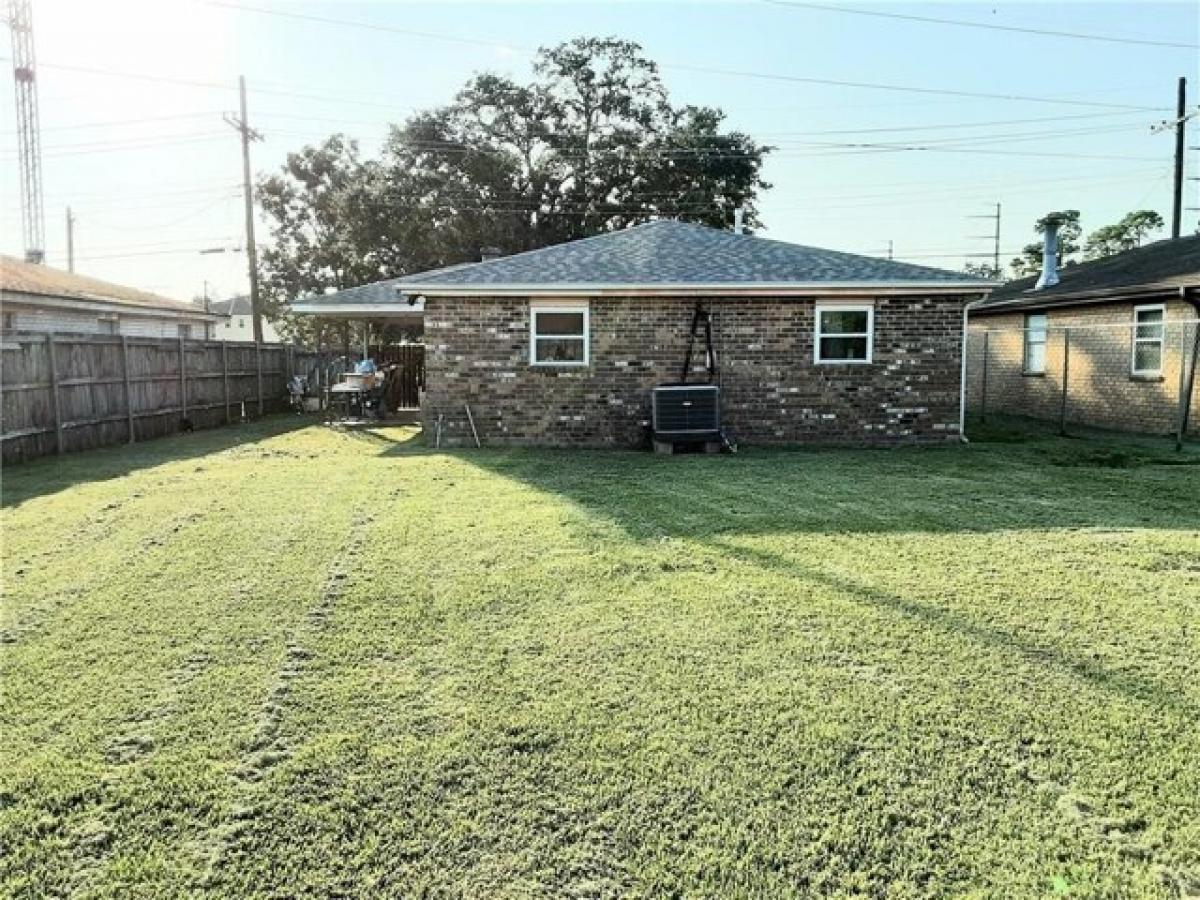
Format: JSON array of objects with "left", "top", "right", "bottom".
[
  {"left": 1, "top": 424, "right": 378, "bottom": 896},
  {"left": 190, "top": 436, "right": 1197, "bottom": 898},
  {"left": 2, "top": 421, "right": 1198, "bottom": 898}
]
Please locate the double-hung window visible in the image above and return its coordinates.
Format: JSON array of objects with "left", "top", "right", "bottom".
[
  {"left": 530, "top": 304, "right": 589, "bottom": 366},
  {"left": 1131, "top": 304, "right": 1164, "bottom": 376},
  {"left": 1023, "top": 313, "right": 1048, "bottom": 374},
  {"left": 814, "top": 304, "right": 873, "bottom": 364}
]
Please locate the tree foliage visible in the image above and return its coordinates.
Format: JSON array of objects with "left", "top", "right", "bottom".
[
  {"left": 1083, "top": 210, "right": 1164, "bottom": 260},
  {"left": 257, "top": 37, "right": 771, "bottom": 340},
  {"left": 962, "top": 261, "right": 1001, "bottom": 281}
]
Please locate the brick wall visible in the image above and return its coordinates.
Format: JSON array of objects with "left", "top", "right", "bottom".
[
  {"left": 966, "top": 298, "right": 1199, "bottom": 435},
  {"left": 422, "top": 293, "right": 972, "bottom": 447}
]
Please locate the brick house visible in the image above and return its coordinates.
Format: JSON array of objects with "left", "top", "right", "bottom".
[
  {"left": 304, "top": 221, "right": 990, "bottom": 447},
  {"left": 1, "top": 255, "right": 218, "bottom": 339},
  {"left": 967, "top": 234, "right": 1200, "bottom": 436}
]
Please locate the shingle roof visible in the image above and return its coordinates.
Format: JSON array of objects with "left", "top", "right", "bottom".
[
  {"left": 977, "top": 234, "right": 1200, "bottom": 312},
  {"left": 208, "top": 295, "right": 253, "bottom": 316},
  {"left": 392, "top": 220, "right": 987, "bottom": 293},
  {"left": 0, "top": 254, "right": 210, "bottom": 314}
]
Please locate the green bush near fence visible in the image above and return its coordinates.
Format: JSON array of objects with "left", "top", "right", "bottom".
[{"left": 2, "top": 421, "right": 1198, "bottom": 897}]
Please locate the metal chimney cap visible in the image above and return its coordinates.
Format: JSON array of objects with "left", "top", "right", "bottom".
[
  {"left": 1034, "top": 221, "right": 1060, "bottom": 290},
  {"left": 480, "top": 246, "right": 505, "bottom": 261}
]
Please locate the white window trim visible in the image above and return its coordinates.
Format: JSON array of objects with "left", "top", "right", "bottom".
[
  {"left": 1130, "top": 303, "right": 1165, "bottom": 376},
  {"left": 814, "top": 303, "right": 874, "bottom": 365},
  {"left": 530, "top": 303, "right": 590, "bottom": 367},
  {"left": 1023, "top": 313, "right": 1048, "bottom": 375}
]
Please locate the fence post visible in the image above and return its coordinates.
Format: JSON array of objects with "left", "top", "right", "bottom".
[
  {"left": 222, "top": 340, "right": 231, "bottom": 425},
  {"left": 979, "top": 331, "right": 989, "bottom": 424},
  {"left": 255, "top": 341, "right": 264, "bottom": 416},
  {"left": 1176, "top": 321, "right": 1193, "bottom": 452},
  {"left": 1059, "top": 328, "right": 1070, "bottom": 436},
  {"left": 46, "top": 333, "right": 63, "bottom": 455},
  {"left": 179, "top": 335, "right": 187, "bottom": 420},
  {"left": 121, "top": 335, "right": 135, "bottom": 444}
]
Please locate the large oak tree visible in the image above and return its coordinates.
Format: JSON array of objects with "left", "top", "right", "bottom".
[{"left": 259, "top": 37, "right": 770, "bottom": 340}]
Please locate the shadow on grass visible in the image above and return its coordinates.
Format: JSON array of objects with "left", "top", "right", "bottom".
[
  {"left": 713, "top": 537, "right": 1197, "bottom": 719},
  {"left": 336, "top": 426, "right": 426, "bottom": 455},
  {"left": 1, "top": 415, "right": 315, "bottom": 508},
  {"left": 457, "top": 433, "right": 1200, "bottom": 540},
  {"left": 456, "top": 433, "right": 1199, "bottom": 718}
]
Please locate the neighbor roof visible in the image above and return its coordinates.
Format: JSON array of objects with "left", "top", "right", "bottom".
[
  {"left": 208, "top": 295, "right": 253, "bottom": 316},
  {"left": 389, "top": 220, "right": 988, "bottom": 296},
  {"left": 976, "top": 234, "right": 1200, "bottom": 313},
  {"left": 1, "top": 254, "right": 212, "bottom": 316}
]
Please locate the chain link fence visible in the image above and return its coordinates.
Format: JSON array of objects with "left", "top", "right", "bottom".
[{"left": 964, "top": 317, "right": 1200, "bottom": 446}]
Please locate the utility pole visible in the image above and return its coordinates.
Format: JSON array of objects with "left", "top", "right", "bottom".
[
  {"left": 66, "top": 206, "right": 74, "bottom": 272},
  {"left": 1172, "top": 76, "right": 1186, "bottom": 239},
  {"left": 967, "top": 202, "right": 1002, "bottom": 277},
  {"left": 224, "top": 76, "right": 264, "bottom": 343},
  {"left": 992, "top": 202, "right": 1001, "bottom": 274},
  {"left": 887, "top": 240, "right": 893, "bottom": 261}
]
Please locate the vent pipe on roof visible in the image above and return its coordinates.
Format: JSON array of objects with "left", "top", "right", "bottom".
[
  {"left": 733, "top": 207, "right": 744, "bottom": 235},
  {"left": 480, "top": 246, "right": 504, "bottom": 262},
  {"left": 1034, "top": 221, "right": 1059, "bottom": 290}
]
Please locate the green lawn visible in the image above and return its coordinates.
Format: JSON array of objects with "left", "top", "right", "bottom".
[{"left": 2, "top": 420, "right": 1198, "bottom": 899}]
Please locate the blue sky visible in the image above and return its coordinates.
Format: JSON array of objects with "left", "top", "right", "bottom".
[{"left": 2, "top": 0, "right": 1196, "bottom": 301}]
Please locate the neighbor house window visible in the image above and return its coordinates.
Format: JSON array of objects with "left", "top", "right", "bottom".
[
  {"left": 1023, "top": 313, "right": 1048, "bottom": 374},
  {"left": 530, "top": 304, "right": 589, "bottom": 366},
  {"left": 814, "top": 304, "right": 873, "bottom": 363},
  {"left": 98, "top": 316, "right": 118, "bottom": 335},
  {"left": 1131, "top": 304, "right": 1165, "bottom": 376}
]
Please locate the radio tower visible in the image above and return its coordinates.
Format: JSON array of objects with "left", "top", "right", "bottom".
[{"left": 8, "top": 0, "right": 45, "bottom": 264}]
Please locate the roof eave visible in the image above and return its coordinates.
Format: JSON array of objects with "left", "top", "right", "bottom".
[
  {"left": 1, "top": 289, "right": 220, "bottom": 320},
  {"left": 397, "top": 281, "right": 993, "bottom": 297},
  {"left": 289, "top": 302, "right": 425, "bottom": 316},
  {"left": 973, "top": 280, "right": 1196, "bottom": 313}
]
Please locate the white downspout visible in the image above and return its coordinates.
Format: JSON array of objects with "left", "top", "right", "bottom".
[{"left": 959, "top": 296, "right": 987, "bottom": 443}]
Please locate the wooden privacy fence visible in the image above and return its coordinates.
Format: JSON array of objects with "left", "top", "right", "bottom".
[{"left": 1, "top": 332, "right": 322, "bottom": 464}]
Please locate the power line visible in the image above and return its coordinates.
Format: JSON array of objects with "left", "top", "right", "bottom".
[
  {"left": 194, "top": 2, "right": 1168, "bottom": 112},
  {"left": 0, "top": 111, "right": 225, "bottom": 136},
  {"left": 761, "top": 0, "right": 1200, "bottom": 50},
  {"left": 0, "top": 133, "right": 229, "bottom": 159},
  {"left": 761, "top": 110, "right": 1151, "bottom": 136}
]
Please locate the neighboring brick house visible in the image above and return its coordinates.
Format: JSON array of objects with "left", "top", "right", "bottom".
[
  {"left": 968, "top": 235, "right": 1200, "bottom": 436},
  {"left": 318, "top": 220, "right": 986, "bottom": 447},
  {"left": 1, "top": 255, "right": 218, "bottom": 339}
]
